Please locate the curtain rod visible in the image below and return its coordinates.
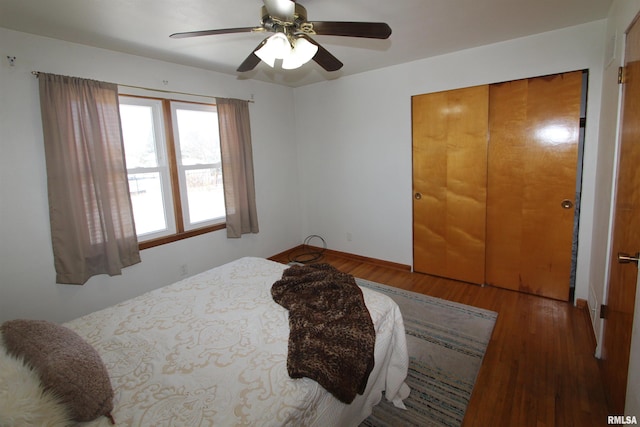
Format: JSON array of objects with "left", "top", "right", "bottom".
[{"left": 31, "top": 71, "right": 255, "bottom": 103}]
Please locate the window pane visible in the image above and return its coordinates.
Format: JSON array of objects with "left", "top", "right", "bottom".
[
  {"left": 185, "top": 168, "right": 225, "bottom": 224},
  {"left": 175, "top": 109, "right": 220, "bottom": 165},
  {"left": 120, "top": 104, "right": 159, "bottom": 168},
  {"left": 128, "top": 172, "right": 169, "bottom": 235}
]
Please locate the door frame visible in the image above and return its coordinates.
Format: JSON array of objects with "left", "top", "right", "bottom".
[{"left": 597, "top": 13, "right": 640, "bottom": 413}]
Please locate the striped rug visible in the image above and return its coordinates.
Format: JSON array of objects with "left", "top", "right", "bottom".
[{"left": 357, "top": 278, "right": 497, "bottom": 427}]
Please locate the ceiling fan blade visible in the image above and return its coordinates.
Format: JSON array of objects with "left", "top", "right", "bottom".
[
  {"left": 306, "top": 21, "right": 392, "bottom": 39},
  {"left": 170, "top": 27, "right": 259, "bottom": 39},
  {"left": 237, "top": 39, "right": 269, "bottom": 72},
  {"left": 263, "top": 0, "right": 295, "bottom": 22},
  {"left": 299, "top": 35, "right": 343, "bottom": 72}
]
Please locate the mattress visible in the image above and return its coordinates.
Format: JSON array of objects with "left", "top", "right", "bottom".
[{"left": 67, "top": 257, "right": 410, "bottom": 426}]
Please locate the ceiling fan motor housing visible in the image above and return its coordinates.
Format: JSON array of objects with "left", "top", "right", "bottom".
[{"left": 260, "top": 4, "right": 310, "bottom": 34}]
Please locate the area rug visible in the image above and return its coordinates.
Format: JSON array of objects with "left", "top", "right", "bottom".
[{"left": 356, "top": 278, "right": 498, "bottom": 427}]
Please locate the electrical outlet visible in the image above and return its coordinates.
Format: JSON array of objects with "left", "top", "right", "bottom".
[
  {"left": 180, "top": 264, "right": 188, "bottom": 277},
  {"left": 346, "top": 232, "right": 352, "bottom": 242}
]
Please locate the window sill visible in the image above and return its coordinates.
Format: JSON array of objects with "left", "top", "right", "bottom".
[{"left": 138, "top": 223, "right": 226, "bottom": 250}]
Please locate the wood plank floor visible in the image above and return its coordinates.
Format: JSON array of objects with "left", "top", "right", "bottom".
[{"left": 269, "top": 247, "right": 611, "bottom": 426}]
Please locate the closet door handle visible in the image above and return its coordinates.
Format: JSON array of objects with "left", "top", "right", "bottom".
[
  {"left": 560, "top": 199, "right": 573, "bottom": 209},
  {"left": 414, "top": 192, "right": 422, "bottom": 200}
]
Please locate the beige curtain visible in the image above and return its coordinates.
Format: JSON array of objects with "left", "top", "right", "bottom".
[
  {"left": 38, "top": 73, "right": 140, "bottom": 284},
  {"left": 216, "top": 98, "right": 259, "bottom": 238}
]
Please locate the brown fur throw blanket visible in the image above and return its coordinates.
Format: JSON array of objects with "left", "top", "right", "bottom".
[{"left": 271, "top": 263, "right": 375, "bottom": 404}]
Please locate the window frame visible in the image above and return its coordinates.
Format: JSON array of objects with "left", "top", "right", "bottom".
[
  {"left": 119, "top": 95, "right": 226, "bottom": 250},
  {"left": 170, "top": 101, "right": 225, "bottom": 231}
]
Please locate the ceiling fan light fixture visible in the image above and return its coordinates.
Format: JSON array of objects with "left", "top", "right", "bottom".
[
  {"left": 255, "top": 32, "right": 291, "bottom": 67},
  {"left": 282, "top": 37, "right": 318, "bottom": 69}
]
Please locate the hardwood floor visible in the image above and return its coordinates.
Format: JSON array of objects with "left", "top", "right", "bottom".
[{"left": 269, "top": 247, "right": 611, "bottom": 427}]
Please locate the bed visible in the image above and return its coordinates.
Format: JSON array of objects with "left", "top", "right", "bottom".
[{"left": 0, "top": 257, "right": 409, "bottom": 426}]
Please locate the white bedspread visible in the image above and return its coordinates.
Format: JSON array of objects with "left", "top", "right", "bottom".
[{"left": 68, "top": 257, "right": 409, "bottom": 427}]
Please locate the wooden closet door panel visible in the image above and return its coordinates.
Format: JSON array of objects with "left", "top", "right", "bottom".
[
  {"left": 486, "top": 71, "right": 582, "bottom": 300},
  {"left": 412, "top": 85, "right": 488, "bottom": 284}
]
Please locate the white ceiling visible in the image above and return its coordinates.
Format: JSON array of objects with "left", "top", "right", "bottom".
[{"left": 0, "top": 0, "right": 612, "bottom": 87}]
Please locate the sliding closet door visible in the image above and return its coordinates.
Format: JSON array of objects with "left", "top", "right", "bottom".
[
  {"left": 485, "top": 71, "right": 582, "bottom": 300},
  {"left": 412, "top": 85, "right": 489, "bottom": 284}
]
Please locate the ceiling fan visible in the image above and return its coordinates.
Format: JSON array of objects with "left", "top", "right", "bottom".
[{"left": 169, "top": 0, "right": 392, "bottom": 72}]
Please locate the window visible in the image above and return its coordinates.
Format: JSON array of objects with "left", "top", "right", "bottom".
[{"left": 119, "top": 96, "right": 225, "bottom": 248}]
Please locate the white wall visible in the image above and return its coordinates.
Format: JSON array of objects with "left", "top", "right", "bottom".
[
  {"left": 0, "top": 28, "right": 301, "bottom": 323},
  {"left": 293, "top": 21, "right": 606, "bottom": 305}
]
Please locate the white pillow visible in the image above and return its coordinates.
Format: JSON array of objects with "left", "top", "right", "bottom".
[{"left": 0, "top": 342, "right": 71, "bottom": 427}]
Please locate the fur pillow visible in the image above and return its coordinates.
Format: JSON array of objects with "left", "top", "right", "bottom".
[
  {"left": 0, "top": 319, "right": 114, "bottom": 423},
  {"left": 0, "top": 343, "right": 71, "bottom": 426}
]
